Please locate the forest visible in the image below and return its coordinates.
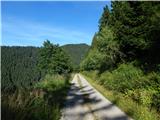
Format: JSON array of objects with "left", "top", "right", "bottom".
[
  {"left": 1, "top": 46, "right": 41, "bottom": 92},
  {"left": 1, "top": 43, "right": 88, "bottom": 92},
  {"left": 81, "top": 1, "right": 160, "bottom": 120}
]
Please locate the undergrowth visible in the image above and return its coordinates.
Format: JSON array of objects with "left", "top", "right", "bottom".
[
  {"left": 81, "top": 63, "right": 160, "bottom": 120},
  {"left": 2, "top": 74, "right": 71, "bottom": 120}
]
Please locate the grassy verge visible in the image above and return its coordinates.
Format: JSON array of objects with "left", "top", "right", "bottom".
[
  {"left": 2, "top": 74, "right": 72, "bottom": 120},
  {"left": 81, "top": 73, "right": 159, "bottom": 120}
]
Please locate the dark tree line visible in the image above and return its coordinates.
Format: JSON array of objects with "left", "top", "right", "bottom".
[
  {"left": 110, "top": 1, "right": 160, "bottom": 71},
  {"left": 81, "top": 1, "right": 160, "bottom": 72},
  {"left": 1, "top": 41, "right": 74, "bottom": 93}
]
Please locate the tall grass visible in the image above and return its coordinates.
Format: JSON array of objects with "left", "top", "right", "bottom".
[{"left": 2, "top": 74, "right": 71, "bottom": 120}]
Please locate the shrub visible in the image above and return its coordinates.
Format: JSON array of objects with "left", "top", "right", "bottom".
[
  {"left": 126, "top": 89, "right": 155, "bottom": 107},
  {"left": 82, "top": 71, "right": 99, "bottom": 81},
  {"left": 146, "top": 72, "right": 160, "bottom": 111},
  {"left": 99, "top": 63, "right": 144, "bottom": 92},
  {"left": 80, "top": 49, "right": 104, "bottom": 71},
  {"left": 98, "top": 63, "right": 160, "bottom": 111}
]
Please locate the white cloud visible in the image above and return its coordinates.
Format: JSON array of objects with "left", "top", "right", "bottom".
[{"left": 2, "top": 16, "right": 92, "bottom": 46}]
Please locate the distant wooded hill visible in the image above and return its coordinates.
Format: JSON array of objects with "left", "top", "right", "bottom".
[
  {"left": 1, "top": 43, "right": 89, "bottom": 91},
  {"left": 62, "top": 43, "right": 90, "bottom": 67}
]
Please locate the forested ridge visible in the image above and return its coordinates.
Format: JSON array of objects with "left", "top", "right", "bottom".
[
  {"left": 62, "top": 43, "right": 89, "bottom": 69},
  {"left": 81, "top": 1, "right": 160, "bottom": 120}
]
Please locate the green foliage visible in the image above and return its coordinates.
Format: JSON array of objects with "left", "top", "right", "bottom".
[
  {"left": 110, "top": 1, "right": 160, "bottom": 65},
  {"left": 81, "top": 27, "right": 121, "bottom": 72},
  {"left": 99, "top": 5, "right": 110, "bottom": 31},
  {"left": 2, "top": 74, "right": 71, "bottom": 120},
  {"left": 125, "top": 72, "right": 160, "bottom": 110},
  {"left": 35, "top": 74, "right": 69, "bottom": 92},
  {"left": 82, "top": 71, "right": 99, "bottom": 81},
  {"left": 1, "top": 41, "right": 73, "bottom": 120},
  {"left": 81, "top": 1, "right": 160, "bottom": 115},
  {"left": 83, "top": 1, "right": 160, "bottom": 71},
  {"left": 38, "top": 40, "right": 73, "bottom": 74},
  {"left": 97, "top": 27, "right": 122, "bottom": 72},
  {"left": 82, "top": 73, "right": 159, "bottom": 120},
  {"left": 99, "top": 63, "right": 143, "bottom": 92},
  {"left": 82, "top": 63, "right": 160, "bottom": 112},
  {"left": 111, "top": 2, "right": 151, "bottom": 48},
  {"left": 80, "top": 49, "right": 104, "bottom": 71}
]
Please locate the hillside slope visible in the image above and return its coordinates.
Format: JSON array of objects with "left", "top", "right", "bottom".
[
  {"left": 1, "top": 46, "right": 41, "bottom": 92},
  {"left": 62, "top": 43, "right": 90, "bottom": 67}
]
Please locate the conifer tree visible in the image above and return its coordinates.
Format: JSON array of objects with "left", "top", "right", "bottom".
[{"left": 99, "top": 5, "right": 110, "bottom": 31}]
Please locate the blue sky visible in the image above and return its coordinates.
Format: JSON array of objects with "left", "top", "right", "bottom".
[{"left": 2, "top": 1, "right": 111, "bottom": 46}]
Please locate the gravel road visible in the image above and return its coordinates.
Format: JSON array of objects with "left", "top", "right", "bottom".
[{"left": 61, "top": 74, "right": 133, "bottom": 120}]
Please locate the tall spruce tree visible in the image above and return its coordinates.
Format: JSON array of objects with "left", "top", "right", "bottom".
[
  {"left": 110, "top": 2, "right": 159, "bottom": 62},
  {"left": 99, "top": 5, "right": 110, "bottom": 31},
  {"left": 110, "top": 1, "right": 160, "bottom": 70}
]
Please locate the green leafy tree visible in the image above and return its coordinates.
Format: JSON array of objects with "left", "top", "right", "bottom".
[
  {"left": 38, "top": 40, "right": 58, "bottom": 73},
  {"left": 96, "top": 27, "right": 122, "bottom": 72},
  {"left": 38, "top": 40, "right": 72, "bottom": 74}
]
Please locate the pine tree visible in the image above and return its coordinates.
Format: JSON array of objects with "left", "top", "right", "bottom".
[{"left": 110, "top": 2, "right": 156, "bottom": 61}]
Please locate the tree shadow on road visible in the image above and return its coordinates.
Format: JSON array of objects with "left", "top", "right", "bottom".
[{"left": 62, "top": 83, "right": 131, "bottom": 120}]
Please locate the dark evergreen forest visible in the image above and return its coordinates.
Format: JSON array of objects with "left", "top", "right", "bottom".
[
  {"left": 1, "top": 46, "right": 41, "bottom": 93},
  {"left": 81, "top": 1, "right": 160, "bottom": 119}
]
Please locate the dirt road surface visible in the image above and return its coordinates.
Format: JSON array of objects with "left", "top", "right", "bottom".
[{"left": 61, "top": 74, "right": 133, "bottom": 120}]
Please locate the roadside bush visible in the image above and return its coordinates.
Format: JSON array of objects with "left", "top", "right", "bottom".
[
  {"left": 99, "top": 63, "right": 144, "bottom": 92},
  {"left": 81, "top": 71, "right": 99, "bottom": 81},
  {"left": 126, "top": 89, "right": 155, "bottom": 107},
  {"left": 152, "top": 90, "right": 160, "bottom": 112},
  {"left": 35, "top": 74, "right": 68, "bottom": 91},
  {"left": 98, "top": 63, "right": 160, "bottom": 111},
  {"left": 146, "top": 72, "right": 160, "bottom": 111},
  {"left": 99, "top": 71, "right": 113, "bottom": 86},
  {"left": 80, "top": 49, "right": 104, "bottom": 71}
]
